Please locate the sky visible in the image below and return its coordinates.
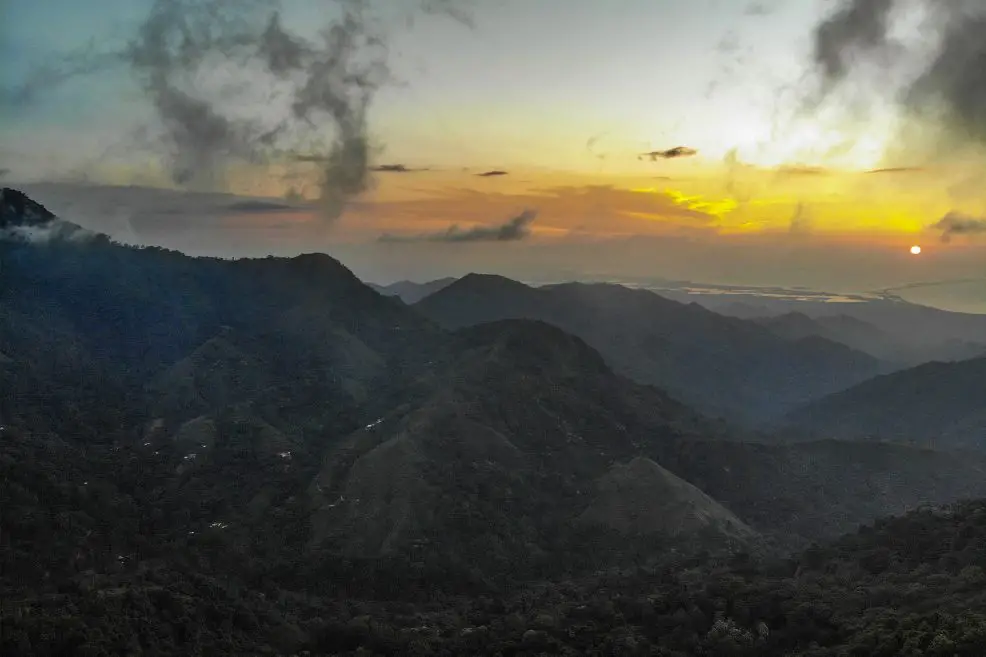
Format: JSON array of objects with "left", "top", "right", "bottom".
[{"left": 3, "top": 0, "right": 986, "bottom": 311}]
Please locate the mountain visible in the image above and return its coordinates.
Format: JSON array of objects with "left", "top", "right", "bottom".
[
  {"left": 0, "top": 186, "right": 90, "bottom": 242},
  {"left": 703, "top": 292, "right": 986, "bottom": 365},
  {"left": 413, "top": 274, "right": 886, "bottom": 423},
  {"left": 310, "top": 319, "right": 756, "bottom": 582},
  {"left": 754, "top": 312, "right": 888, "bottom": 356},
  {"left": 369, "top": 276, "right": 457, "bottom": 304},
  {"left": 786, "top": 356, "right": 986, "bottom": 450},
  {"left": 755, "top": 310, "right": 986, "bottom": 365}
]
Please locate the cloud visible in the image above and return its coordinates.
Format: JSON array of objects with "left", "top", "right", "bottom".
[
  {"left": 222, "top": 200, "right": 309, "bottom": 214},
  {"left": 865, "top": 166, "right": 925, "bottom": 174},
  {"left": 477, "top": 170, "right": 509, "bottom": 177},
  {"left": 808, "top": 1, "right": 986, "bottom": 151},
  {"left": 0, "top": 169, "right": 9, "bottom": 179},
  {"left": 639, "top": 146, "right": 698, "bottom": 161},
  {"left": 380, "top": 208, "right": 537, "bottom": 243},
  {"left": 933, "top": 211, "right": 986, "bottom": 242},
  {"left": 811, "top": 0, "right": 896, "bottom": 89},
  {"left": 2, "top": 0, "right": 469, "bottom": 224},
  {"left": 371, "top": 164, "right": 427, "bottom": 173}
]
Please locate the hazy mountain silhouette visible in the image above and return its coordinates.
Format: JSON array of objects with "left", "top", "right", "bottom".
[
  {"left": 706, "top": 293, "right": 986, "bottom": 365},
  {"left": 786, "top": 356, "right": 986, "bottom": 451},
  {"left": 369, "top": 277, "right": 458, "bottom": 304},
  {"left": 414, "top": 274, "right": 885, "bottom": 423}
]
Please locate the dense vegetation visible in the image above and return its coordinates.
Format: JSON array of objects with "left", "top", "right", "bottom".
[{"left": 8, "top": 474, "right": 986, "bottom": 656}]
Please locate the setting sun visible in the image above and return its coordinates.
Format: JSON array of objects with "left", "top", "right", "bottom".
[{"left": 910, "top": 245, "right": 922, "bottom": 255}]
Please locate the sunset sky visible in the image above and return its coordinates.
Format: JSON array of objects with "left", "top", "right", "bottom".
[{"left": 3, "top": 0, "right": 986, "bottom": 311}]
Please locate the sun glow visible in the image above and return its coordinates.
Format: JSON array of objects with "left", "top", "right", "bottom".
[{"left": 910, "top": 245, "right": 922, "bottom": 255}]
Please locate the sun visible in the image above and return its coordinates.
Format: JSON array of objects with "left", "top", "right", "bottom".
[{"left": 910, "top": 245, "right": 922, "bottom": 255}]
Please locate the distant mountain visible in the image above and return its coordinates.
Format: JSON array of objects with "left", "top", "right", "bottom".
[
  {"left": 786, "top": 356, "right": 986, "bottom": 451},
  {"left": 369, "top": 277, "right": 457, "bottom": 304},
  {"left": 414, "top": 274, "right": 886, "bottom": 423},
  {"left": 700, "top": 293, "right": 986, "bottom": 365},
  {"left": 753, "top": 312, "right": 893, "bottom": 359}
]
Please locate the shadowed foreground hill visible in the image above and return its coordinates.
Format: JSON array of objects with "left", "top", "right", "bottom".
[
  {"left": 413, "top": 274, "right": 885, "bottom": 423},
  {"left": 786, "top": 356, "right": 986, "bottom": 450},
  {"left": 310, "top": 320, "right": 755, "bottom": 582}
]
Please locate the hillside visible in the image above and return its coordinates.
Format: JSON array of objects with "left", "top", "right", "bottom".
[
  {"left": 414, "top": 274, "right": 885, "bottom": 423},
  {"left": 310, "top": 319, "right": 755, "bottom": 581},
  {"left": 786, "top": 356, "right": 986, "bottom": 450}
]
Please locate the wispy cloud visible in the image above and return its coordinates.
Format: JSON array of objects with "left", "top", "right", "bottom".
[
  {"left": 379, "top": 208, "right": 537, "bottom": 243},
  {"left": 476, "top": 169, "right": 509, "bottom": 177},
  {"left": 865, "top": 166, "right": 924, "bottom": 175},
  {"left": 788, "top": 202, "right": 812, "bottom": 235}
]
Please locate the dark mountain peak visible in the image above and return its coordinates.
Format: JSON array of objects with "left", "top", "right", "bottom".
[
  {"left": 0, "top": 188, "right": 56, "bottom": 229},
  {"left": 286, "top": 252, "right": 355, "bottom": 277},
  {"left": 456, "top": 318, "right": 609, "bottom": 376},
  {"left": 0, "top": 188, "right": 94, "bottom": 244},
  {"left": 452, "top": 272, "right": 535, "bottom": 294}
]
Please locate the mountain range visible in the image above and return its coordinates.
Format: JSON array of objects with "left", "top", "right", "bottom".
[
  {"left": 6, "top": 186, "right": 986, "bottom": 654},
  {"left": 413, "top": 274, "right": 886, "bottom": 423}
]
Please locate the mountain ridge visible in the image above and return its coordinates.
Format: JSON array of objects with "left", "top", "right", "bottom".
[{"left": 414, "top": 273, "right": 886, "bottom": 423}]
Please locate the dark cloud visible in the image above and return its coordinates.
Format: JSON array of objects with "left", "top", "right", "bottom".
[
  {"left": 379, "top": 208, "right": 537, "bottom": 243},
  {"left": 0, "top": 168, "right": 9, "bottom": 179},
  {"left": 477, "top": 170, "right": 509, "bottom": 177},
  {"left": 222, "top": 200, "right": 308, "bottom": 214},
  {"left": 2, "top": 0, "right": 470, "bottom": 223},
  {"left": 639, "top": 147, "right": 698, "bottom": 161},
  {"left": 933, "top": 212, "right": 986, "bottom": 242},
  {"left": 812, "top": 0, "right": 895, "bottom": 89},
  {"left": 371, "top": 164, "right": 429, "bottom": 173},
  {"left": 809, "top": 0, "right": 986, "bottom": 150}
]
